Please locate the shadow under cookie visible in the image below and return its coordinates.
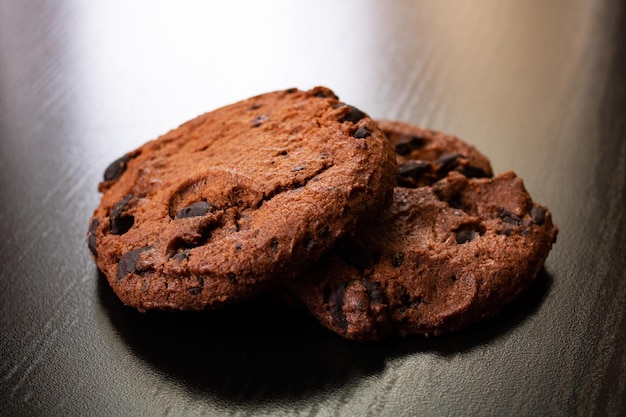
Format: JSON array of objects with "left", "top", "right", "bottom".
[{"left": 96, "top": 268, "right": 552, "bottom": 405}]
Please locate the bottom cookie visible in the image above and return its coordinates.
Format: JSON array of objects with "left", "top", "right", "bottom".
[{"left": 288, "top": 171, "right": 558, "bottom": 341}]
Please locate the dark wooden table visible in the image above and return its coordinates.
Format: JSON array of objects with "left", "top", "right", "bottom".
[{"left": 2, "top": 1, "right": 625, "bottom": 416}]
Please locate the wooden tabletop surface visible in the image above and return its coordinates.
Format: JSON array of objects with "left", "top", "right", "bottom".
[{"left": 1, "top": 1, "right": 625, "bottom": 416}]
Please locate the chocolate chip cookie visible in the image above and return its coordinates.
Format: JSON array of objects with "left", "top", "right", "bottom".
[
  {"left": 288, "top": 123, "right": 557, "bottom": 341},
  {"left": 88, "top": 87, "right": 397, "bottom": 311}
]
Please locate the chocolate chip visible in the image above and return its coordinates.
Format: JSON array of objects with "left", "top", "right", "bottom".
[
  {"left": 172, "top": 248, "right": 191, "bottom": 262},
  {"left": 352, "top": 126, "right": 371, "bottom": 139},
  {"left": 339, "top": 105, "right": 367, "bottom": 124},
  {"left": 455, "top": 224, "right": 485, "bottom": 244},
  {"left": 362, "top": 280, "right": 387, "bottom": 304},
  {"left": 187, "top": 276, "right": 204, "bottom": 294},
  {"left": 329, "top": 283, "right": 348, "bottom": 331},
  {"left": 498, "top": 228, "right": 514, "bottom": 236},
  {"left": 458, "top": 166, "right": 489, "bottom": 178},
  {"left": 394, "top": 142, "right": 412, "bottom": 156},
  {"left": 103, "top": 153, "right": 135, "bottom": 182},
  {"left": 337, "top": 241, "right": 374, "bottom": 271},
  {"left": 285, "top": 87, "right": 297, "bottom": 94},
  {"left": 436, "top": 153, "right": 465, "bottom": 171},
  {"left": 110, "top": 194, "right": 134, "bottom": 235},
  {"left": 313, "top": 88, "right": 335, "bottom": 98},
  {"left": 410, "top": 135, "right": 426, "bottom": 148},
  {"left": 391, "top": 251, "right": 405, "bottom": 268},
  {"left": 176, "top": 201, "right": 211, "bottom": 219},
  {"left": 251, "top": 115, "right": 268, "bottom": 127},
  {"left": 499, "top": 208, "right": 524, "bottom": 226},
  {"left": 456, "top": 229, "right": 477, "bottom": 244},
  {"left": 116, "top": 246, "right": 151, "bottom": 280},
  {"left": 87, "top": 218, "right": 99, "bottom": 257},
  {"left": 521, "top": 227, "right": 534, "bottom": 237},
  {"left": 398, "top": 160, "right": 431, "bottom": 178},
  {"left": 530, "top": 206, "right": 546, "bottom": 225}
]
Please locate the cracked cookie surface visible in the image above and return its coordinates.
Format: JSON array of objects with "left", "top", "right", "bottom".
[
  {"left": 288, "top": 122, "right": 557, "bottom": 341},
  {"left": 88, "top": 87, "right": 397, "bottom": 311}
]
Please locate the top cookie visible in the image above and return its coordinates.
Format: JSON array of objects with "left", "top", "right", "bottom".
[{"left": 88, "top": 87, "right": 397, "bottom": 311}]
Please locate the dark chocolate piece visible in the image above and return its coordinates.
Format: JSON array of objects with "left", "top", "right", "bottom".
[
  {"left": 339, "top": 105, "right": 367, "bottom": 124},
  {"left": 103, "top": 154, "right": 135, "bottom": 182},
  {"left": 110, "top": 194, "right": 134, "bottom": 235},
  {"left": 353, "top": 126, "right": 371, "bottom": 139},
  {"left": 394, "top": 142, "right": 412, "bottom": 156},
  {"left": 116, "top": 246, "right": 151, "bottom": 280},
  {"left": 176, "top": 201, "right": 211, "bottom": 219},
  {"left": 87, "top": 218, "right": 99, "bottom": 257}
]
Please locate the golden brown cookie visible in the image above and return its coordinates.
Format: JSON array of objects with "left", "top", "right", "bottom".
[{"left": 87, "top": 87, "right": 397, "bottom": 312}]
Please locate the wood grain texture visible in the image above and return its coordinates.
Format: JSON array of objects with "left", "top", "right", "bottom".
[{"left": 1, "top": 0, "right": 625, "bottom": 416}]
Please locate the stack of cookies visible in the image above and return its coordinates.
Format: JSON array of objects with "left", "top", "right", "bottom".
[{"left": 88, "top": 87, "right": 558, "bottom": 341}]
